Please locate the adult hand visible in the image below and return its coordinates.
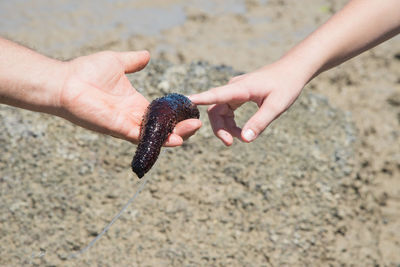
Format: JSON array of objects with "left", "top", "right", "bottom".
[
  {"left": 60, "top": 51, "right": 201, "bottom": 146},
  {"left": 189, "top": 61, "right": 306, "bottom": 146}
]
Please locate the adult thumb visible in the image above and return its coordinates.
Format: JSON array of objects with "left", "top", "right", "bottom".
[{"left": 116, "top": 50, "right": 150, "bottom": 74}]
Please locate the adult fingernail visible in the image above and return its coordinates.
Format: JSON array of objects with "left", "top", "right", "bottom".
[{"left": 243, "top": 129, "right": 255, "bottom": 142}]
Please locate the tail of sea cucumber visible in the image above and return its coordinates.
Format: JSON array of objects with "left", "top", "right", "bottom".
[{"left": 131, "top": 137, "right": 163, "bottom": 178}]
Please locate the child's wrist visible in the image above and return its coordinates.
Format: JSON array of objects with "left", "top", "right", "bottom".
[{"left": 274, "top": 55, "right": 317, "bottom": 87}]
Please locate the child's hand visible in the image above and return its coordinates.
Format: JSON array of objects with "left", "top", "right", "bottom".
[
  {"left": 189, "top": 0, "right": 400, "bottom": 146},
  {"left": 189, "top": 61, "right": 306, "bottom": 146}
]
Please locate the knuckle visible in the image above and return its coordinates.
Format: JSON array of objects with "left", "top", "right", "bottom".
[
  {"left": 268, "top": 101, "right": 286, "bottom": 115},
  {"left": 98, "top": 50, "right": 115, "bottom": 58},
  {"left": 209, "top": 87, "right": 221, "bottom": 98},
  {"left": 228, "top": 77, "right": 238, "bottom": 84},
  {"left": 207, "top": 104, "right": 216, "bottom": 113}
]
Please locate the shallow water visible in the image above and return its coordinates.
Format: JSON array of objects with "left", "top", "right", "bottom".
[{"left": 0, "top": 0, "right": 247, "bottom": 52}]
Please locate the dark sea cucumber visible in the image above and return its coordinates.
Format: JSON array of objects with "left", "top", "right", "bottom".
[{"left": 131, "top": 93, "right": 200, "bottom": 178}]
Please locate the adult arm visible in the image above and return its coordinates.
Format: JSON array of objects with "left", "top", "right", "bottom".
[{"left": 0, "top": 38, "right": 201, "bottom": 146}]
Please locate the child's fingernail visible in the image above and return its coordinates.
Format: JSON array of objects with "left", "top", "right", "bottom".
[{"left": 243, "top": 129, "right": 255, "bottom": 142}]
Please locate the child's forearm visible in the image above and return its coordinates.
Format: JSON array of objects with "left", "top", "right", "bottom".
[
  {"left": 0, "top": 38, "right": 66, "bottom": 114},
  {"left": 279, "top": 0, "right": 400, "bottom": 84}
]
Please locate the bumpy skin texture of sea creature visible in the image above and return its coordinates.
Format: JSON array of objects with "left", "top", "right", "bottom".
[{"left": 131, "top": 93, "right": 200, "bottom": 178}]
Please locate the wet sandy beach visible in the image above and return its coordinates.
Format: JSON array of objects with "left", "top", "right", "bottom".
[{"left": 0, "top": 0, "right": 399, "bottom": 266}]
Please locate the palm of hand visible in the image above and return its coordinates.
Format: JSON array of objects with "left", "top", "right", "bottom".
[{"left": 60, "top": 52, "right": 149, "bottom": 143}]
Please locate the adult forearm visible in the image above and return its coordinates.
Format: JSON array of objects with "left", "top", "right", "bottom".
[
  {"left": 279, "top": 0, "right": 400, "bottom": 83},
  {"left": 0, "top": 38, "right": 66, "bottom": 114}
]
